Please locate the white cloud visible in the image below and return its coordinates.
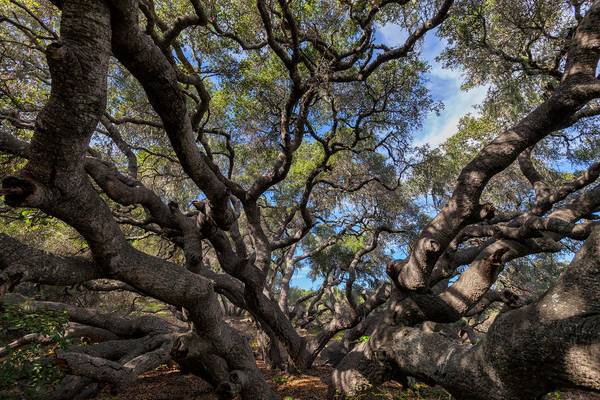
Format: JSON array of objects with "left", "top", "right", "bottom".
[
  {"left": 376, "top": 23, "right": 489, "bottom": 148},
  {"left": 416, "top": 85, "right": 488, "bottom": 147},
  {"left": 377, "top": 23, "right": 409, "bottom": 47},
  {"left": 290, "top": 266, "right": 323, "bottom": 290}
]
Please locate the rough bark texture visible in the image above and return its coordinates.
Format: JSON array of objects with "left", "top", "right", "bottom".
[
  {"left": 1, "top": 1, "right": 276, "bottom": 398},
  {"left": 331, "top": 1, "right": 600, "bottom": 397},
  {"left": 397, "top": 1, "right": 600, "bottom": 291},
  {"left": 333, "top": 226, "right": 600, "bottom": 399},
  {"left": 0, "top": 0, "right": 599, "bottom": 399}
]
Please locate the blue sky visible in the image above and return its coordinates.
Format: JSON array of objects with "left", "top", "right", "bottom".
[
  {"left": 289, "top": 24, "right": 488, "bottom": 290},
  {"left": 378, "top": 24, "right": 489, "bottom": 147}
]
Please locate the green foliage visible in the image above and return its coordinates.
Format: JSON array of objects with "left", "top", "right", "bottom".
[
  {"left": 1, "top": 306, "right": 68, "bottom": 339},
  {"left": 287, "top": 142, "right": 325, "bottom": 188},
  {"left": 0, "top": 2, "right": 593, "bottom": 398},
  {"left": 97, "top": 395, "right": 120, "bottom": 400},
  {"left": 394, "top": 382, "right": 452, "bottom": 400},
  {"left": 0, "top": 306, "right": 70, "bottom": 399},
  {"left": 273, "top": 374, "right": 289, "bottom": 384},
  {"left": 357, "top": 335, "right": 370, "bottom": 344},
  {"left": 138, "top": 301, "right": 169, "bottom": 316}
]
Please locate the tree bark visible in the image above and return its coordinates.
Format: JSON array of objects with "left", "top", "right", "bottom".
[{"left": 333, "top": 225, "right": 600, "bottom": 399}]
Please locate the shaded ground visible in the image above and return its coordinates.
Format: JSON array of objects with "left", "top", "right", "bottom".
[
  {"left": 101, "top": 367, "right": 216, "bottom": 400},
  {"left": 98, "top": 360, "right": 450, "bottom": 400},
  {"left": 100, "top": 361, "right": 335, "bottom": 400},
  {"left": 99, "top": 319, "right": 600, "bottom": 400},
  {"left": 101, "top": 362, "right": 600, "bottom": 400}
]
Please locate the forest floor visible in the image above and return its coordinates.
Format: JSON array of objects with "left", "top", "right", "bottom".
[
  {"left": 101, "top": 360, "right": 600, "bottom": 400},
  {"left": 99, "top": 318, "right": 600, "bottom": 400},
  {"left": 101, "top": 360, "right": 452, "bottom": 400}
]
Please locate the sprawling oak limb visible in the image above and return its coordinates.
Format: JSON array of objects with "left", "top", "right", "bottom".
[
  {"left": 0, "top": 333, "right": 53, "bottom": 359},
  {"left": 51, "top": 333, "right": 178, "bottom": 395},
  {"left": 382, "top": 183, "right": 600, "bottom": 329},
  {"left": 2, "top": 293, "right": 177, "bottom": 337},
  {"left": 0, "top": 292, "right": 184, "bottom": 397},
  {"left": 3, "top": 290, "right": 265, "bottom": 397},
  {"left": 64, "top": 323, "right": 121, "bottom": 343},
  {"left": 0, "top": 234, "right": 101, "bottom": 294},
  {"left": 397, "top": 0, "right": 600, "bottom": 291},
  {"left": 431, "top": 182, "right": 600, "bottom": 287},
  {"left": 519, "top": 146, "right": 600, "bottom": 216},
  {"left": 106, "top": 0, "right": 237, "bottom": 229},
  {"left": 55, "top": 340, "right": 173, "bottom": 392},
  {"left": 332, "top": 3, "right": 600, "bottom": 395},
  {"left": 380, "top": 181, "right": 600, "bottom": 331},
  {"left": 333, "top": 225, "right": 600, "bottom": 399},
  {"left": 1, "top": 1, "right": 277, "bottom": 398}
]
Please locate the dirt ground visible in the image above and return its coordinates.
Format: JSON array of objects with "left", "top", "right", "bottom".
[
  {"left": 98, "top": 320, "right": 599, "bottom": 400},
  {"left": 99, "top": 361, "right": 333, "bottom": 400},
  {"left": 99, "top": 360, "right": 451, "bottom": 400},
  {"left": 101, "top": 362, "right": 600, "bottom": 400}
]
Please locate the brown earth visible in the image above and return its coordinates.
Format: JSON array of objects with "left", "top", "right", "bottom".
[
  {"left": 99, "top": 319, "right": 600, "bottom": 400},
  {"left": 101, "top": 362, "right": 600, "bottom": 400},
  {"left": 99, "top": 360, "right": 451, "bottom": 400}
]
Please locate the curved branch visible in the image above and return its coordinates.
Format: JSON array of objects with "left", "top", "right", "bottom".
[{"left": 397, "top": 2, "right": 600, "bottom": 291}]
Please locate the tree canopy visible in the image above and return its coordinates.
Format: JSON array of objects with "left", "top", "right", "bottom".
[{"left": 0, "top": 0, "right": 599, "bottom": 399}]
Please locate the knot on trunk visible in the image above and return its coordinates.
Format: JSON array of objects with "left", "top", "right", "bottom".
[
  {"left": 386, "top": 260, "right": 405, "bottom": 290},
  {"left": 45, "top": 41, "right": 78, "bottom": 77},
  {"left": 46, "top": 42, "right": 66, "bottom": 60},
  {"left": 170, "top": 335, "right": 189, "bottom": 360},
  {"left": 1, "top": 175, "right": 44, "bottom": 208},
  {"left": 216, "top": 370, "right": 248, "bottom": 398},
  {"left": 0, "top": 271, "right": 24, "bottom": 297},
  {"left": 478, "top": 202, "right": 496, "bottom": 221}
]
